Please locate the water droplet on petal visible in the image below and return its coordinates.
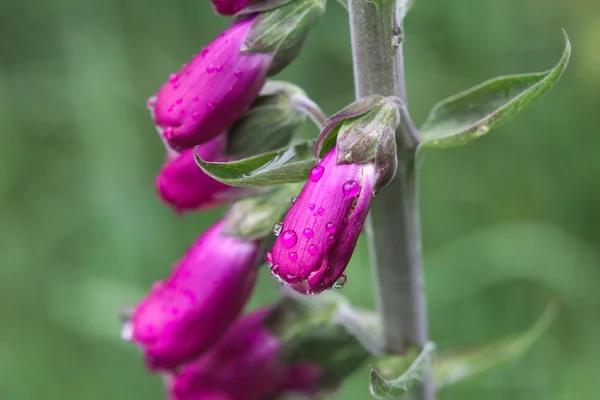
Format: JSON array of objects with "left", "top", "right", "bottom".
[
  {"left": 206, "top": 66, "right": 215, "bottom": 73},
  {"left": 215, "top": 65, "right": 224, "bottom": 72},
  {"left": 286, "top": 273, "right": 298, "bottom": 283},
  {"left": 317, "top": 207, "right": 325, "bottom": 216},
  {"left": 207, "top": 102, "right": 216, "bottom": 110},
  {"left": 272, "top": 222, "right": 283, "bottom": 236},
  {"left": 343, "top": 180, "right": 360, "bottom": 198},
  {"left": 167, "top": 105, "right": 174, "bottom": 113},
  {"left": 308, "top": 270, "right": 321, "bottom": 285},
  {"left": 303, "top": 228, "right": 314, "bottom": 238},
  {"left": 176, "top": 98, "right": 183, "bottom": 105},
  {"left": 309, "top": 166, "right": 325, "bottom": 182},
  {"left": 234, "top": 69, "right": 243, "bottom": 77},
  {"left": 289, "top": 252, "right": 297, "bottom": 261},
  {"left": 308, "top": 244, "right": 318, "bottom": 255},
  {"left": 121, "top": 322, "right": 134, "bottom": 341},
  {"left": 281, "top": 230, "right": 297, "bottom": 248},
  {"left": 291, "top": 196, "right": 298, "bottom": 204},
  {"left": 168, "top": 73, "right": 178, "bottom": 83},
  {"left": 326, "top": 222, "right": 336, "bottom": 233},
  {"left": 332, "top": 274, "right": 347, "bottom": 289},
  {"left": 329, "top": 234, "right": 335, "bottom": 241},
  {"left": 269, "top": 264, "right": 280, "bottom": 277},
  {"left": 264, "top": 250, "right": 273, "bottom": 265},
  {"left": 164, "top": 126, "right": 174, "bottom": 138},
  {"left": 201, "top": 48, "right": 210, "bottom": 58},
  {"left": 309, "top": 204, "right": 315, "bottom": 211},
  {"left": 192, "top": 112, "right": 200, "bottom": 121}
]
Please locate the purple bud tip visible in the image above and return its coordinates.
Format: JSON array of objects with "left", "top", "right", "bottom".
[
  {"left": 169, "top": 309, "right": 321, "bottom": 400},
  {"left": 211, "top": 0, "right": 250, "bottom": 15},
  {"left": 156, "top": 134, "right": 231, "bottom": 213},
  {"left": 150, "top": 16, "right": 272, "bottom": 150},
  {"left": 126, "top": 221, "right": 260, "bottom": 371},
  {"left": 269, "top": 147, "right": 375, "bottom": 294}
]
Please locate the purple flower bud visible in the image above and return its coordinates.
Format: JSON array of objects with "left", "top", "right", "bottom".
[
  {"left": 269, "top": 147, "right": 375, "bottom": 294},
  {"left": 211, "top": 0, "right": 249, "bottom": 15},
  {"left": 124, "top": 221, "right": 260, "bottom": 371},
  {"left": 169, "top": 308, "right": 321, "bottom": 400},
  {"left": 156, "top": 134, "right": 231, "bottom": 213},
  {"left": 149, "top": 16, "right": 272, "bottom": 150}
]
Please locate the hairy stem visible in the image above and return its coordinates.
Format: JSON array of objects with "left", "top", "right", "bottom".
[{"left": 347, "top": 0, "right": 433, "bottom": 398}]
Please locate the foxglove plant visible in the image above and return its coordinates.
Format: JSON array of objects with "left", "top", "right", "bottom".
[{"left": 125, "top": 0, "right": 571, "bottom": 398}]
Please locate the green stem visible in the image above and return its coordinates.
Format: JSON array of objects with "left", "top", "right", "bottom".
[{"left": 347, "top": 0, "right": 433, "bottom": 398}]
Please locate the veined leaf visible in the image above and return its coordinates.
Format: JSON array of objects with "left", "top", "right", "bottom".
[
  {"left": 369, "top": 342, "right": 436, "bottom": 399},
  {"left": 420, "top": 31, "right": 571, "bottom": 148},
  {"left": 434, "top": 302, "right": 559, "bottom": 389},
  {"left": 195, "top": 140, "right": 316, "bottom": 187}
]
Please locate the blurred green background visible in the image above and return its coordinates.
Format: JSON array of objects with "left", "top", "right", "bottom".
[{"left": 1, "top": 0, "right": 599, "bottom": 399}]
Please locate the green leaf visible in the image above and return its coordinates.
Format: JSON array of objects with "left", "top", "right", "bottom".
[
  {"left": 224, "top": 183, "right": 303, "bottom": 239},
  {"left": 194, "top": 140, "right": 316, "bottom": 187},
  {"left": 420, "top": 31, "right": 571, "bottom": 148},
  {"left": 369, "top": 342, "right": 436, "bottom": 399},
  {"left": 434, "top": 303, "right": 559, "bottom": 389}
]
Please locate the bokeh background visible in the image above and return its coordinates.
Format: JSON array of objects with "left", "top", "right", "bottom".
[{"left": 2, "top": 0, "right": 600, "bottom": 399}]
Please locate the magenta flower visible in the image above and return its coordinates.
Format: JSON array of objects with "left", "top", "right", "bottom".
[
  {"left": 211, "top": 0, "right": 249, "bottom": 15},
  {"left": 123, "top": 221, "right": 260, "bottom": 371},
  {"left": 149, "top": 16, "right": 272, "bottom": 150},
  {"left": 169, "top": 309, "right": 321, "bottom": 400},
  {"left": 268, "top": 147, "right": 375, "bottom": 294},
  {"left": 156, "top": 134, "right": 231, "bottom": 213}
]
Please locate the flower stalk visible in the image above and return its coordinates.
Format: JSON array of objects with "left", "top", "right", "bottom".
[{"left": 347, "top": 0, "right": 433, "bottom": 398}]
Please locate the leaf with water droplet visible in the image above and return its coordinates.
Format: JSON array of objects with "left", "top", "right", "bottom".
[
  {"left": 224, "top": 183, "right": 303, "bottom": 239},
  {"left": 434, "top": 302, "right": 558, "bottom": 390},
  {"left": 195, "top": 140, "right": 316, "bottom": 187},
  {"left": 369, "top": 342, "right": 436, "bottom": 399},
  {"left": 420, "top": 31, "right": 571, "bottom": 148}
]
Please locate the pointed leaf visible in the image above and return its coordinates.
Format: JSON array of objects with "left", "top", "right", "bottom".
[
  {"left": 420, "top": 31, "right": 571, "bottom": 148},
  {"left": 434, "top": 303, "right": 559, "bottom": 389},
  {"left": 194, "top": 140, "right": 316, "bottom": 187},
  {"left": 369, "top": 342, "right": 436, "bottom": 399}
]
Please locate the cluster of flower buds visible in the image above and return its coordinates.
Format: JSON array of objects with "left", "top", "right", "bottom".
[{"left": 127, "top": 0, "right": 402, "bottom": 395}]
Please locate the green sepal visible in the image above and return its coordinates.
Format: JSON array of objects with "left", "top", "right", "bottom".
[
  {"left": 194, "top": 140, "right": 316, "bottom": 187},
  {"left": 223, "top": 183, "right": 303, "bottom": 240},
  {"left": 226, "top": 81, "right": 307, "bottom": 159},
  {"left": 236, "top": 0, "right": 295, "bottom": 16},
  {"left": 420, "top": 31, "right": 571, "bottom": 148},
  {"left": 242, "top": 0, "right": 326, "bottom": 76}
]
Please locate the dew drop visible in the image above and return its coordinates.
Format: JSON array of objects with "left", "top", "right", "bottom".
[
  {"left": 168, "top": 73, "right": 178, "bottom": 83},
  {"left": 121, "top": 322, "right": 134, "bottom": 341},
  {"left": 234, "top": 69, "right": 243, "bottom": 77},
  {"left": 342, "top": 180, "right": 360, "bottom": 198},
  {"left": 192, "top": 112, "right": 200, "bottom": 121},
  {"left": 167, "top": 105, "right": 174, "bottom": 113},
  {"left": 317, "top": 207, "right": 325, "bottom": 216},
  {"left": 206, "top": 66, "right": 215, "bottom": 73},
  {"left": 207, "top": 102, "right": 216, "bottom": 110},
  {"left": 176, "top": 98, "right": 183, "bottom": 105},
  {"left": 163, "top": 126, "right": 174, "bottom": 138},
  {"left": 215, "top": 65, "right": 224, "bottom": 72},
  {"left": 303, "top": 228, "right": 314, "bottom": 238},
  {"left": 201, "top": 48, "right": 210, "bottom": 58},
  {"left": 309, "top": 166, "right": 325, "bottom": 182},
  {"left": 291, "top": 196, "right": 298, "bottom": 204},
  {"left": 281, "top": 230, "right": 297, "bottom": 248},
  {"left": 308, "top": 244, "right": 318, "bottom": 255},
  {"left": 332, "top": 274, "right": 347, "bottom": 289},
  {"left": 326, "top": 222, "right": 336, "bottom": 233},
  {"left": 172, "top": 82, "right": 179, "bottom": 89},
  {"left": 289, "top": 252, "right": 298, "bottom": 261},
  {"left": 286, "top": 273, "right": 298, "bottom": 283},
  {"left": 308, "top": 270, "right": 321, "bottom": 285},
  {"left": 264, "top": 250, "right": 273, "bottom": 265},
  {"left": 329, "top": 234, "right": 335, "bottom": 241},
  {"left": 272, "top": 222, "right": 283, "bottom": 237},
  {"left": 269, "top": 264, "right": 280, "bottom": 277},
  {"left": 308, "top": 204, "right": 316, "bottom": 211}
]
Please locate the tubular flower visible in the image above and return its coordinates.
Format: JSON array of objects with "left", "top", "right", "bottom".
[
  {"left": 149, "top": 16, "right": 272, "bottom": 150},
  {"left": 169, "top": 309, "right": 321, "bottom": 400},
  {"left": 156, "top": 134, "right": 231, "bottom": 213},
  {"left": 211, "top": 0, "right": 249, "bottom": 15},
  {"left": 268, "top": 147, "right": 375, "bottom": 294},
  {"left": 123, "top": 221, "right": 260, "bottom": 371}
]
